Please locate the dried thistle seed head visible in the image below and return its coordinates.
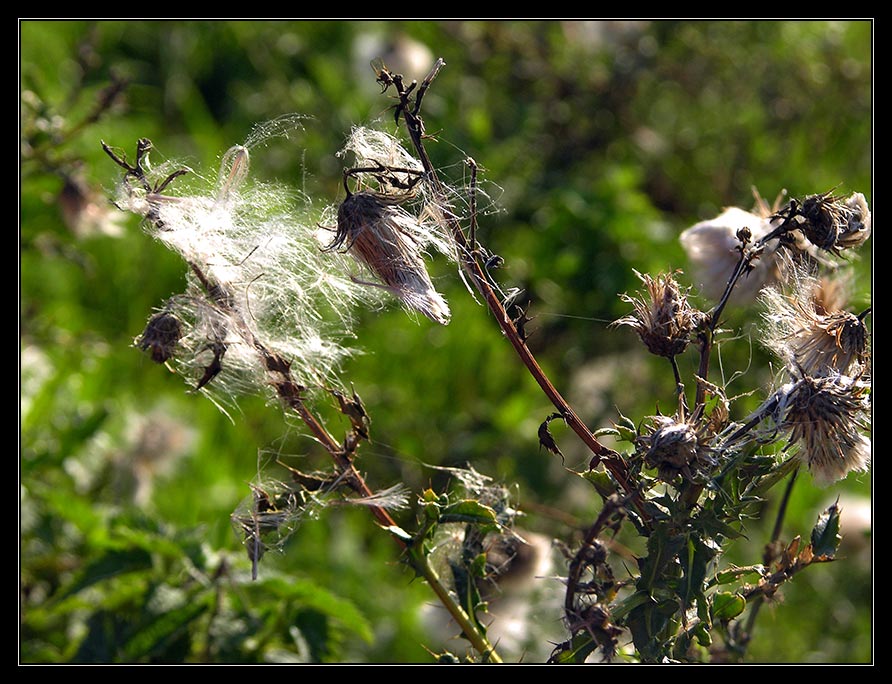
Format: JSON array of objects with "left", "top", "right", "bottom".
[
  {"left": 137, "top": 311, "right": 182, "bottom": 363},
  {"left": 837, "top": 192, "right": 872, "bottom": 251},
  {"left": 614, "top": 271, "right": 705, "bottom": 358},
  {"left": 796, "top": 191, "right": 871, "bottom": 254},
  {"left": 760, "top": 272, "right": 869, "bottom": 377},
  {"left": 680, "top": 207, "right": 783, "bottom": 302},
  {"left": 326, "top": 190, "right": 451, "bottom": 325},
  {"left": 641, "top": 415, "right": 715, "bottom": 482},
  {"left": 782, "top": 373, "right": 871, "bottom": 485}
]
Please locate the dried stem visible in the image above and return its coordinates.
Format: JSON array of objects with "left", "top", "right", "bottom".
[
  {"left": 695, "top": 241, "right": 762, "bottom": 410},
  {"left": 110, "top": 137, "right": 501, "bottom": 661},
  {"left": 385, "top": 59, "right": 648, "bottom": 524}
]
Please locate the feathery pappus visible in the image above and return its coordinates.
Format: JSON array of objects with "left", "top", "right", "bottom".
[{"left": 325, "top": 189, "right": 451, "bottom": 325}]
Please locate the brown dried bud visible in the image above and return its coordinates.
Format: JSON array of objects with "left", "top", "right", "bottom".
[
  {"left": 137, "top": 311, "right": 182, "bottom": 363},
  {"left": 796, "top": 191, "right": 871, "bottom": 254},
  {"left": 614, "top": 271, "right": 705, "bottom": 358}
]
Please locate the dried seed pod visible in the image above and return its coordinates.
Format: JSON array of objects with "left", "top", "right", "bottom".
[
  {"left": 760, "top": 272, "right": 869, "bottom": 377},
  {"left": 326, "top": 190, "right": 451, "bottom": 325},
  {"left": 614, "top": 271, "right": 705, "bottom": 358},
  {"left": 137, "top": 311, "right": 182, "bottom": 364},
  {"left": 782, "top": 373, "right": 871, "bottom": 485}
]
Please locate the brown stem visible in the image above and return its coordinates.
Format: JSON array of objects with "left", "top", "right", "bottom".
[
  {"left": 393, "top": 61, "right": 648, "bottom": 523},
  {"left": 187, "top": 259, "right": 400, "bottom": 534},
  {"left": 695, "top": 244, "right": 760, "bottom": 410}
]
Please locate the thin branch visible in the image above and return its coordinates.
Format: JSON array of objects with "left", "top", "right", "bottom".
[
  {"left": 115, "top": 143, "right": 501, "bottom": 661},
  {"left": 384, "top": 59, "right": 648, "bottom": 523}
]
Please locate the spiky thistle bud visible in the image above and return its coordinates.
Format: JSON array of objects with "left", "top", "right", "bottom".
[
  {"left": 614, "top": 271, "right": 705, "bottom": 358},
  {"left": 641, "top": 415, "right": 715, "bottom": 483}
]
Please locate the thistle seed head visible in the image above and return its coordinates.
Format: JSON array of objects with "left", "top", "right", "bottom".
[
  {"left": 760, "top": 272, "right": 869, "bottom": 377},
  {"left": 680, "top": 206, "right": 784, "bottom": 302},
  {"left": 782, "top": 373, "right": 871, "bottom": 485},
  {"left": 614, "top": 271, "right": 705, "bottom": 358},
  {"left": 327, "top": 190, "right": 451, "bottom": 325}
]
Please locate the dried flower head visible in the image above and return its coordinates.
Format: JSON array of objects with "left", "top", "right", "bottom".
[
  {"left": 760, "top": 272, "right": 869, "bottom": 377},
  {"left": 788, "top": 191, "right": 872, "bottom": 254},
  {"left": 109, "top": 116, "right": 384, "bottom": 404},
  {"left": 614, "top": 271, "right": 705, "bottom": 358},
  {"left": 322, "top": 126, "right": 458, "bottom": 325},
  {"left": 640, "top": 414, "right": 715, "bottom": 483},
  {"left": 680, "top": 205, "right": 788, "bottom": 302},
  {"left": 324, "top": 189, "right": 451, "bottom": 325},
  {"left": 781, "top": 372, "right": 871, "bottom": 486}
]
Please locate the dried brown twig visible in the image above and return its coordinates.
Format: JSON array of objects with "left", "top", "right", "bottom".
[{"left": 377, "top": 58, "right": 649, "bottom": 524}]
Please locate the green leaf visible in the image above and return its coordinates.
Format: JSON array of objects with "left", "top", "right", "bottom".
[
  {"left": 638, "top": 523, "right": 686, "bottom": 591},
  {"left": 749, "top": 456, "right": 800, "bottom": 497},
  {"left": 811, "top": 501, "right": 842, "bottom": 558},
  {"left": 55, "top": 547, "right": 154, "bottom": 602},
  {"left": 121, "top": 591, "right": 211, "bottom": 661},
  {"left": 678, "top": 535, "right": 716, "bottom": 622},
  {"left": 615, "top": 412, "right": 638, "bottom": 439},
  {"left": 627, "top": 596, "right": 679, "bottom": 662},
  {"left": 579, "top": 469, "right": 618, "bottom": 498},
  {"left": 549, "top": 632, "right": 598, "bottom": 664},
  {"left": 695, "top": 507, "right": 747, "bottom": 541},
  {"left": 710, "top": 564, "right": 765, "bottom": 586},
  {"left": 711, "top": 592, "right": 746, "bottom": 622},
  {"left": 438, "top": 500, "right": 498, "bottom": 527},
  {"left": 248, "top": 576, "right": 374, "bottom": 644},
  {"left": 611, "top": 589, "right": 652, "bottom": 621},
  {"left": 470, "top": 552, "right": 488, "bottom": 578},
  {"left": 693, "top": 621, "right": 711, "bottom": 647}
]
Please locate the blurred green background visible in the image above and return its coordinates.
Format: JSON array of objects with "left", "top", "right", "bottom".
[{"left": 21, "top": 20, "right": 871, "bottom": 663}]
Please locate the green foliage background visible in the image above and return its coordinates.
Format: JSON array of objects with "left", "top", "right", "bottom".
[{"left": 21, "top": 20, "right": 872, "bottom": 663}]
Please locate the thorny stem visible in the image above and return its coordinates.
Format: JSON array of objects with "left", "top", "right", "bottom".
[
  {"left": 738, "top": 465, "right": 800, "bottom": 654},
  {"left": 565, "top": 497, "right": 625, "bottom": 613},
  {"left": 261, "top": 350, "right": 501, "bottom": 660},
  {"left": 405, "top": 544, "right": 503, "bottom": 663},
  {"left": 388, "top": 59, "right": 649, "bottom": 525}
]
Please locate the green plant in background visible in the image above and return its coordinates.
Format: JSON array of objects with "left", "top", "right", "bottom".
[{"left": 21, "top": 21, "right": 871, "bottom": 663}]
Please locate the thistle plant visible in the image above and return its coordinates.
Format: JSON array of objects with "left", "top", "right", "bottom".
[{"left": 102, "top": 57, "right": 871, "bottom": 664}]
